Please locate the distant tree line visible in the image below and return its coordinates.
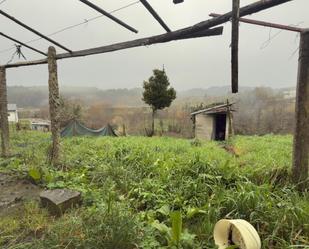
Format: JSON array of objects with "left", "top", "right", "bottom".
[
  {"left": 233, "top": 87, "right": 295, "bottom": 135},
  {"left": 20, "top": 86, "right": 295, "bottom": 137}
]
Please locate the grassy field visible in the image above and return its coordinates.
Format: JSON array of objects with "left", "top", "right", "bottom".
[{"left": 0, "top": 132, "right": 308, "bottom": 248}]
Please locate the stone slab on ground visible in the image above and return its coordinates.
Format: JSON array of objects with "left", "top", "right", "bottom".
[{"left": 40, "top": 189, "right": 81, "bottom": 216}]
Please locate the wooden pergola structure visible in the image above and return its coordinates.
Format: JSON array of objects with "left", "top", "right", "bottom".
[{"left": 0, "top": 0, "right": 307, "bottom": 189}]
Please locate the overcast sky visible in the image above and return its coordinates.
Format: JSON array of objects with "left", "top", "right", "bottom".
[{"left": 0, "top": 0, "right": 308, "bottom": 90}]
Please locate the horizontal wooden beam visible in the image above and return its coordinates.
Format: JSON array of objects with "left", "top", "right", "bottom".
[
  {"left": 173, "top": 0, "right": 184, "bottom": 4},
  {"left": 179, "top": 26, "right": 223, "bottom": 40},
  {"left": 210, "top": 13, "right": 303, "bottom": 33},
  {"left": 0, "top": 10, "right": 72, "bottom": 53},
  {"left": 140, "top": 0, "right": 171, "bottom": 32},
  {"left": 79, "top": 0, "right": 138, "bottom": 33},
  {"left": 3, "top": 27, "right": 223, "bottom": 68},
  {"left": 0, "top": 32, "right": 47, "bottom": 56},
  {"left": 3, "top": 0, "right": 292, "bottom": 69}
]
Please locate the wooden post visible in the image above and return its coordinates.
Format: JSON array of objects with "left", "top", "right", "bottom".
[
  {"left": 228, "top": 110, "right": 235, "bottom": 139},
  {"left": 0, "top": 67, "right": 10, "bottom": 157},
  {"left": 151, "top": 108, "right": 156, "bottom": 137},
  {"left": 292, "top": 30, "right": 309, "bottom": 191},
  {"left": 231, "top": 0, "right": 240, "bottom": 93},
  {"left": 122, "top": 124, "right": 127, "bottom": 136},
  {"left": 47, "top": 47, "right": 60, "bottom": 165},
  {"left": 228, "top": 111, "right": 235, "bottom": 138},
  {"left": 192, "top": 115, "right": 196, "bottom": 139},
  {"left": 227, "top": 100, "right": 235, "bottom": 138}
]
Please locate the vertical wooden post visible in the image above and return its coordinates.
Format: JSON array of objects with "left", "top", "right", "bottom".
[
  {"left": 0, "top": 67, "right": 10, "bottom": 157},
  {"left": 122, "top": 124, "right": 127, "bottom": 136},
  {"left": 227, "top": 100, "right": 235, "bottom": 138},
  {"left": 228, "top": 110, "right": 235, "bottom": 139},
  {"left": 231, "top": 0, "right": 240, "bottom": 93},
  {"left": 292, "top": 30, "right": 309, "bottom": 191},
  {"left": 151, "top": 108, "right": 156, "bottom": 136},
  {"left": 47, "top": 46, "right": 60, "bottom": 165},
  {"left": 191, "top": 115, "right": 196, "bottom": 139}
]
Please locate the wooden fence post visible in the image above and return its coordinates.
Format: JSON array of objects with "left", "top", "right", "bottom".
[
  {"left": 0, "top": 66, "right": 10, "bottom": 157},
  {"left": 47, "top": 46, "right": 60, "bottom": 165},
  {"left": 292, "top": 30, "right": 309, "bottom": 191}
]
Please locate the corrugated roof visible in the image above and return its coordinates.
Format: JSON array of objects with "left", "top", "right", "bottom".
[
  {"left": 190, "top": 103, "right": 234, "bottom": 116},
  {"left": 7, "top": 104, "right": 17, "bottom": 111}
]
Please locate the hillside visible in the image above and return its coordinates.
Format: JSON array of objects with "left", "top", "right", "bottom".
[
  {"left": 7, "top": 86, "right": 144, "bottom": 108},
  {"left": 7, "top": 85, "right": 287, "bottom": 108}
]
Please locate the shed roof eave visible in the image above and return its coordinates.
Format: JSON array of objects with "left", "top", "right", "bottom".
[{"left": 190, "top": 103, "right": 234, "bottom": 116}]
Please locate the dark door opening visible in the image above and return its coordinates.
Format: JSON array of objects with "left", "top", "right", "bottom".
[{"left": 214, "top": 114, "right": 226, "bottom": 141}]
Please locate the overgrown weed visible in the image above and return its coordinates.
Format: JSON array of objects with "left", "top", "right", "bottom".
[{"left": 1, "top": 132, "right": 308, "bottom": 248}]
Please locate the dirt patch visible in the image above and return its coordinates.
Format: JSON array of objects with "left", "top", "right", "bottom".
[{"left": 0, "top": 173, "right": 42, "bottom": 216}]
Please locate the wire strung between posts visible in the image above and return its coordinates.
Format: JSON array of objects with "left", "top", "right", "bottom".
[
  {"left": 259, "top": 22, "right": 302, "bottom": 60},
  {"left": 260, "top": 21, "right": 304, "bottom": 50},
  {"left": 0, "top": 0, "right": 140, "bottom": 54},
  {"left": 260, "top": 28, "right": 283, "bottom": 49}
]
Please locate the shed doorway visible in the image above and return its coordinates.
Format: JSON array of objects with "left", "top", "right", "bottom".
[{"left": 214, "top": 114, "right": 226, "bottom": 141}]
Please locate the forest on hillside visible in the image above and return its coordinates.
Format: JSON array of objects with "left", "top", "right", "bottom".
[{"left": 14, "top": 86, "right": 295, "bottom": 137}]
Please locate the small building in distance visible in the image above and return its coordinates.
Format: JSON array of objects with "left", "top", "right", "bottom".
[
  {"left": 8, "top": 104, "right": 19, "bottom": 123},
  {"left": 30, "top": 119, "right": 51, "bottom": 132},
  {"left": 191, "top": 102, "right": 234, "bottom": 141},
  {"left": 282, "top": 88, "right": 296, "bottom": 101}
]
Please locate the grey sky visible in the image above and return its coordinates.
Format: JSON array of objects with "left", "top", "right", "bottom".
[{"left": 0, "top": 0, "right": 308, "bottom": 90}]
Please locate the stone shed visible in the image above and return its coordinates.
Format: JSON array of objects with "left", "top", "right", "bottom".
[{"left": 191, "top": 102, "right": 234, "bottom": 141}]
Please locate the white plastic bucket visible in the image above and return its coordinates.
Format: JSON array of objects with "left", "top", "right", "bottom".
[{"left": 213, "top": 219, "right": 261, "bottom": 249}]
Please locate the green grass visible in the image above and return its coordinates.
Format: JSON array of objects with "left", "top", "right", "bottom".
[{"left": 0, "top": 132, "right": 308, "bottom": 248}]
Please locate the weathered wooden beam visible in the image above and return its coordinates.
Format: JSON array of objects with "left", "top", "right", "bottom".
[
  {"left": 3, "top": 0, "right": 292, "bottom": 69},
  {"left": 0, "top": 9, "right": 72, "bottom": 53},
  {"left": 0, "top": 67, "right": 10, "bottom": 157},
  {"left": 0, "top": 32, "right": 47, "bottom": 56},
  {"left": 210, "top": 13, "right": 304, "bottom": 33},
  {"left": 292, "top": 30, "right": 309, "bottom": 191},
  {"left": 47, "top": 47, "right": 61, "bottom": 165},
  {"left": 79, "top": 0, "right": 138, "bottom": 33},
  {"left": 4, "top": 27, "right": 223, "bottom": 68},
  {"left": 231, "top": 0, "right": 240, "bottom": 93},
  {"left": 174, "top": 26, "right": 223, "bottom": 40},
  {"left": 140, "top": 0, "right": 171, "bottom": 32}
]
